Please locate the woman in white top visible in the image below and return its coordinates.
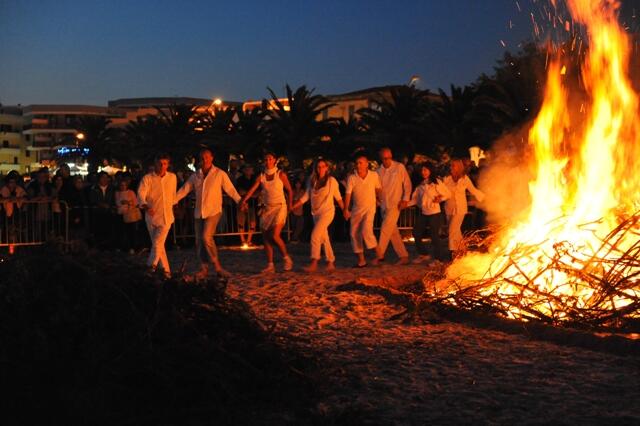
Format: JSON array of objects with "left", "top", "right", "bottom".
[
  {"left": 443, "top": 159, "right": 485, "bottom": 254},
  {"left": 241, "top": 152, "right": 294, "bottom": 272},
  {"left": 408, "top": 163, "right": 451, "bottom": 262},
  {"left": 292, "top": 158, "right": 345, "bottom": 272}
]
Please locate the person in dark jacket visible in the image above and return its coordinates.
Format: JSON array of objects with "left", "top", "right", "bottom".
[{"left": 89, "top": 171, "right": 116, "bottom": 249}]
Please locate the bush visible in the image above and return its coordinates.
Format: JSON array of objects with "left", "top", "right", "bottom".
[{"left": 0, "top": 246, "right": 315, "bottom": 425}]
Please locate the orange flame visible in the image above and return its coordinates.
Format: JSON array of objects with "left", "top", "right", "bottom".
[{"left": 447, "top": 0, "right": 640, "bottom": 322}]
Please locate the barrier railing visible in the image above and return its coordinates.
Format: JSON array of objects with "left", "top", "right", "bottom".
[
  {"left": 170, "top": 195, "right": 417, "bottom": 245},
  {"left": 0, "top": 199, "right": 69, "bottom": 248},
  {"left": 172, "top": 196, "right": 291, "bottom": 244}
]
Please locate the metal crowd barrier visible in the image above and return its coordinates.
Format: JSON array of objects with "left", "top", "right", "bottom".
[
  {"left": 172, "top": 196, "right": 291, "bottom": 244},
  {"left": 0, "top": 199, "right": 69, "bottom": 248},
  {"left": 170, "top": 195, "right": 418, "bottom": 245}
]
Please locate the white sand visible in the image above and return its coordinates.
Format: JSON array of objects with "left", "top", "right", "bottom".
[{"left": 170, "top": 242, "right": 640, "bottom": 424}]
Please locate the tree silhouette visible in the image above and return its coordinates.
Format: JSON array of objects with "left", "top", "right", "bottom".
[
  {"left": 76, "top": 116, "right": 120, "bottom": 172},
  {"left": 263, "top": 85, "right": 336, "bottom": 167},
  {"left": 358, "top": 85, "right": 433, "bottom": 160}
]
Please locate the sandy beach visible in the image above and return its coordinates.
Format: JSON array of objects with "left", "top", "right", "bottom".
[{"left": 170, "top": 242, "right": 640, "bottom": 425}]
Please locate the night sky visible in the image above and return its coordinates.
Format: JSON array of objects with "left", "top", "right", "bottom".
[{"left": 1, "top": 0, "right": 537, "bottom": 105}]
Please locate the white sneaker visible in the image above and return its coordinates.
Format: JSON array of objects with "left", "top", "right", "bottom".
[
  {"left": 283, "top": 256, "right": 294, "bottom": 271},
  {"left": 261, "top": 263, "right": 276, "bottom": 273}
]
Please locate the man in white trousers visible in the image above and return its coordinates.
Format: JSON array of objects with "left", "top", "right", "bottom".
[
  {"left": 344, "top": 152, "right": 382, "bottom": 267},
  {"left": 175, "top": 148, "right": 242, "bottom": 278},
  {"left": 375, "top": 147, "right": 412, "bottom": 265},
  {"left": 137, "top": 153, "right": 177, "bottom": 277}
]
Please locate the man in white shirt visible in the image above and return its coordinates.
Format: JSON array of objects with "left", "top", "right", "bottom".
[
  {"left": 137, "top": 154, "right": 177, "bottom": 277},
  {"left": 176, "top": 148, "right": 242, "bottom": 278},
  {"left": 344, "top": 152, "right": 381, "bottom": 267},
  {"left": 376, "top": 147, "right": 411, "bottom": 265}
]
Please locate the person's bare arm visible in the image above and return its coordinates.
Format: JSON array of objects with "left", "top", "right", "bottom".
[
  {"left": 240, "top": 176, "right": 261, "bottom": 209},
  {"left": 280, "top": 171, "right": 294, "bottom": 211}
]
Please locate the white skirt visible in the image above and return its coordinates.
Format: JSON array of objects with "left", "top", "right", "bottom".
[{"left": 260, "top": 203, "right": 288, "bottom": 230}]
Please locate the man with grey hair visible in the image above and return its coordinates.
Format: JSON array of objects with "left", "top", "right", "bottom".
[
  {"left": 375, "top": 147, "right": 411, "bottom": 265},
  {"left": 176, "top": 148, "right": 242, "bottom": 278}
]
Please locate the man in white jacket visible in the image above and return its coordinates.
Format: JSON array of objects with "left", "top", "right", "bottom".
[
  {"left": 375, "top": 147, "right": 412, "bottom": 265},
  {"left": 176, "top": 148, "right": 242, "bottom": 278},
  {"left": 137, "top": 154, "right": 177, "bottom": 277}
]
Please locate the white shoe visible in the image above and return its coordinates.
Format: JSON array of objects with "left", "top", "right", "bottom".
[
  {"left": 261, "top": 263, "right": 276, "bottom": 273},
  {"left": 283, "top": 256, "right": 294, "bottom": 271}
]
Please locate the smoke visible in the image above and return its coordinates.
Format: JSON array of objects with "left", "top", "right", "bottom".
[{"left": 477, "top": 126, "right": 535, "bottom": 226}]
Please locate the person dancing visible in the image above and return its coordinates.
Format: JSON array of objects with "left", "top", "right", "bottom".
[
  {"left": 444, "top": 159, "right": 485, "bottom": 257},
  {"left": 137, "top": 153, "right": 177, "bottom": 277},
  {"left": 175, "top": 148, "right": 242, "bottom": 278},
  {"left": 343, "top": 152, "right": 381, "bottom": 267},
  {"left": 291, "top": 158, "right": 345, "bottom": 272},
  {"left": 375, "top": 147, "right": 412, "bottom": 265},
  {"left": 409, "top": 163, "right": 451, "bottom": 263},
  {"left": 240, "top": 152, "right": 294, "bottom": 272}
]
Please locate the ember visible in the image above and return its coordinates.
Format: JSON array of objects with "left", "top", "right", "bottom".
[{"left": 443, "top": 0, "right": 640, "bottom": 328}]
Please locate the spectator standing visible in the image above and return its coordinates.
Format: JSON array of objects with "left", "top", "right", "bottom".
[
  {"left": 27, "top": 167, "right": 55, "bottom": 241},
  {"left": 235, "top": 164, "right": 257, "bottom": 246},
  {"left": 63, "top": 176, "right": 89, "bottom": 241},
  {"left": 89, "top": 171, "right": 116, "bottom": 249},
  {"left": 115, "top": 179, "right": 141, "bottom": 254},
  {"left": 290, "top": 179, "right": 306, "bottom": 242}
]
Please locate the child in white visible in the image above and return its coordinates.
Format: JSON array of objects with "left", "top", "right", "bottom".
[
  {"left": 292, "top": 159, "right": 344, "bottom": 272},
  {"left": 444, "top": 159, "right": 485, "bottom": 253},
  {"left": 344, "top": 154, "right": 381, "bottom": 267},
  {"left": 137, "top": 155, "right": 177, "bottom": 276},
  {"left": 409, "top": 163, "right": 451, "bottom": 262},
  {"left": 376, "top": 147, "right": 412, "bottom": 264}
]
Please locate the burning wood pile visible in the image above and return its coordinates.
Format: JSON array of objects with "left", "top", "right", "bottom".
[{"left": 440, "top": 0, "right": 640, "bottom": 329}]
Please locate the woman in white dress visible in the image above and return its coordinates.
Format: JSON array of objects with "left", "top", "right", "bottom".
[
  {"left": 241, "top": 152, "right": 294, "bottom": 272},
  {"left": 291, "top": 159, "right": 345, "bottom": 272},
  {"left": 443, "top": 159, "right": 485, "bottom": 256}
]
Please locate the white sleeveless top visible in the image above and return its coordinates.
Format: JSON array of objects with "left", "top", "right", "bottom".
[{"left": 260, "top": 170, "right": 286, "bottom": 205}]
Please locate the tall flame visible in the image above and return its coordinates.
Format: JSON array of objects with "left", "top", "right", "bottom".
[{"left": 447, "top": 0, "right": 640, "bottom": 323}]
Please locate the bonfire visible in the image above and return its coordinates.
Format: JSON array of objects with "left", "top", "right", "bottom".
[{"left": 442, "top": 0, "right": 640, "bottom": 328}]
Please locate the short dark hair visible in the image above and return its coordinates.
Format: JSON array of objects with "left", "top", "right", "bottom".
[
  {"left": 353, "top": 150, "right": 368, "bottom": 161},
  {"left": 199, "top": 148, "right": 213, "bottom": 157},
  {"left": 155, "top": 153, "right": 171, "bottom": 162}
]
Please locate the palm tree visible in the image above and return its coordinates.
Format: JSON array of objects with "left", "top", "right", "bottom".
[
  {"left": 358, "top": 85, "right": 433, "bottom": 161},
  {"left": 328, "top": 116, "right": 367, "bottom": 161},
  {"left": 154, "top": 104, "right": 200, "bottom": 169},
  {"left": 428, "top": 85, "right": 478, "bottom": 158},
  {"left": 231, "top": 104, "right": 269, "bottom": 163},
  {"left": 123, "top": 114, "right": 164, "bottom": 167},
  {"left": 76, "top": 116, "right": 120, "bottom": 172},
  {"left": 263, "top": 85, "right": 336, "bottom": 167}
]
